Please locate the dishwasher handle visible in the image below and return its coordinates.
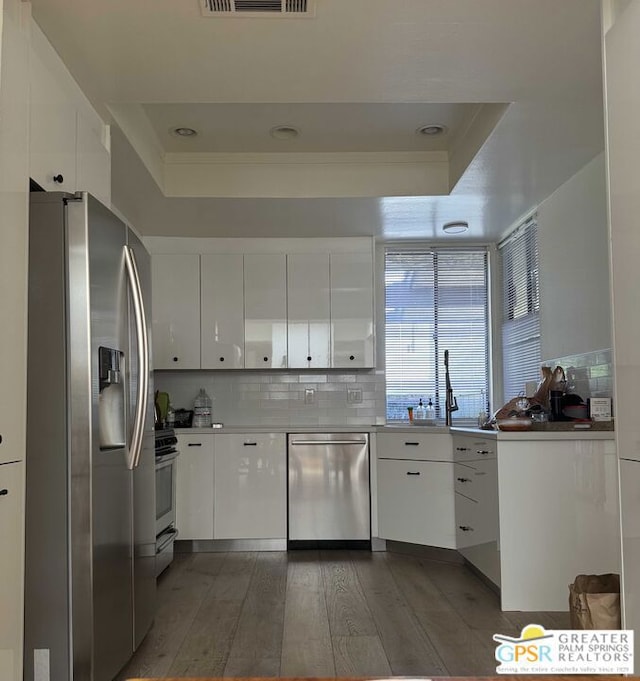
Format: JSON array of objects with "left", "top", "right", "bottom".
[{"left": 289, "top": 439, "right": 368, "bottom": 446}]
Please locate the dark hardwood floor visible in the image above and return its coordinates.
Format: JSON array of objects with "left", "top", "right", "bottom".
[{"left": 117, "top": 550, "right": 570, "bottom": 680}]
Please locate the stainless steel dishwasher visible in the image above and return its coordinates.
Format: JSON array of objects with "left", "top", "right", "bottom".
[{"left": 287, "top": 433, "right": 370, "bottom": 548}]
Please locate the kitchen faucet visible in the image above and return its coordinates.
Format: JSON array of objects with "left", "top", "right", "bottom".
[{"left": 444, "top": 349, "right": 458, "bottom": 426}]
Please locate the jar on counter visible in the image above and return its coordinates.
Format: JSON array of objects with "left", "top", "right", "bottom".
[{"left": 193, "top": 388, "right": 213, "bottom": 428}]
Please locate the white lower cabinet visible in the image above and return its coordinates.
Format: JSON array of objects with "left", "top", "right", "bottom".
[
  {"left": 376, "top": 432, "right": 454, "bottom": 549},
  {"left": 214, "top": 433, "right": 286, "bottom": 539},
  {"left": 377, "top": 459, "right": 455, "bottom": 548},
  {"left": 175, "top": 434, "right": 214, "bottom": 540},
  {"left": 0, "top": 461, "right": 24, "bottom": 681},
  {"left": 452, "top": 434, "right": 500, "bottom": 586}
]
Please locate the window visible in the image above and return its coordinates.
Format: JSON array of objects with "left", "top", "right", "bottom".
[
  {"left": 499, "top": 215, "right": 540, "bottom": 400},
  {"left": 385, "top": 248, "right": 489, "bottom": 422}
]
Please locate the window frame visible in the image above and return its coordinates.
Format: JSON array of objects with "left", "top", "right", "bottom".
[{"left": 383, "top": 245, "right": 490, "bottom": 423}]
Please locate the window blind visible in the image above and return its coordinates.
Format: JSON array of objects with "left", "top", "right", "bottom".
[
  {"left": 499, "top": 216, "right": 541, "bottom": 400},
  {"left": 385, "top": 248, "right": 489, "bottom": 422}
]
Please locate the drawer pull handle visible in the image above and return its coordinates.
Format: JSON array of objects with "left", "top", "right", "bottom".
[
  {"left": 406, "top": 471, "right": 421, "bottom": 476},
  {"left": 456, "top": 477, "right": 471, "bottom": 483},
  {"left": 456, "top": 447, "right": 470, "bottom": 451},
  {"left": 476, "top": 450, "right": 490, "bottom": 455},
  {"left": 458, "top": 525, "right": 474, "bottom": 532},
  {"left": 0, "top": 489, "right": 8, "bottom": 496},
  {"left": 404, "top": 442, "right": 420, "bottom": 446},
  {"left": 244, "top": 442, "right": 257, "bottom": 446},
  {"left": 188, "top": 443, "right": 202, "bottom": 447}
]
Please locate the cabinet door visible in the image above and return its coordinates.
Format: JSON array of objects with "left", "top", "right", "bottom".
[
  {"left": 76, "top": 113, "right": 111, "bottom": 206},
  {"left": 244, "top": 254, "right": 287, "bottom": 369},
  {"left": 214, "top": 433, "right": 286, "bottom": 539},
  {"left": 377, "top": 459, "right": 455, "bottom": 548},
  {"left": 201, "top": 254, "right": 244, "bottom": 368},
  {"left": 151, "top": 254, "right": 201, "bottom": 369},
  {"left": 287, "top": 253, "right": 330, "bottom": 368},
  {"left": 29, "top": 51, "right": 77, "bottom": 192},
  {"left": 175, "top": 434, "right": 214, "bottom": 540},
  {"left": 0, "top": 462, "right": 24, "bottom": 681},
  {"left": 330, "top": 251, "right": 374, "bottom": 368}
]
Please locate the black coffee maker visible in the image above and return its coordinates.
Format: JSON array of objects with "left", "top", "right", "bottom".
[{"left": 550, "top": 390, "right": 566, "bottom": 421}]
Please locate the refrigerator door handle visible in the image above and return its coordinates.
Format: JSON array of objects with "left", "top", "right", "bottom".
[{"left": 124, "top": 245, "right": 149, "bottom": 470}]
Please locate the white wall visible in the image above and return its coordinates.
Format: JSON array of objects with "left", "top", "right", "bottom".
[
  {"left": 603, "top": 0, "right": 640, "bottom": 654},
  {"left": 0, "top": 0, "right": 28, "bottom": 467},
  {"left": 0, "top": 2, "right": 29, "bottom": 679},
  {"left": 538, "top": 152, "right": 611, "bottom": 360}
]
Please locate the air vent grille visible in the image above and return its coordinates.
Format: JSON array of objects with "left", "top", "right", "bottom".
[{"left": 201, "top": 0, "right": 313, "bottom": 16}]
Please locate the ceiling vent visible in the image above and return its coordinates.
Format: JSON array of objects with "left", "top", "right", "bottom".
[{"left": 201, "top": 0, "right": 314, "bottom": 16}]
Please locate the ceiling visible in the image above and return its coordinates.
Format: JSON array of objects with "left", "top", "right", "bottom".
[{"left": 29, "top": 0, "right": 605, "bottom": 241}]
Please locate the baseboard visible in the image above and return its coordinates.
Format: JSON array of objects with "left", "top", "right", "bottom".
[
  {"left": 176, "top": 538, "right": 287, "bottom": 552},
  {"left": 384, "top": 539, "right": 466, "bottom": 565},
  {"left": 287, "top": 539, "right": 371, "bottom": 550}
]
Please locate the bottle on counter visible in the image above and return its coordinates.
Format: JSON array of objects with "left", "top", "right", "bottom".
[
  {"left": 415, "top": 398, "right": 426, "bottom": 420},
  {"left": 193, "top": 388, "right": 213, "bottom": 428},
  {"left": 425, "top": 399, "right": 436, "bottom": 422},
  {"left": 166, "top": 404, "right": 176, "bottom": 428}
]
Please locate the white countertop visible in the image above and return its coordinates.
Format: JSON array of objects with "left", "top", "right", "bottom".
[
  {"left": 175, "top": 423, "right": 614, "bottom": 439},
  {"left": 450, "top": 426, "right": 615, "bottom": 440}
]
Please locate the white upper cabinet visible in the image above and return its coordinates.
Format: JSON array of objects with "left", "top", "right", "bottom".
[
  {"left": 330, "top": 251, "right": 375, "bottom": 368},
  {"left": 244, "top": 254, "right": 287, "bottom": 369},
  {"left": 201, "top": 254, "right": 244, "bottom": 369},
  {"left": 287, "top": 253, "right": 330, "bottom": 369},
  {"left": 75, "top": 113, "right": 111, "bottom": 207},
  {"left": 29, "top": 23, "right": 111, "bottom": 203},
  {"left": 151, "top": 254, "right": 201, "bottom": 369},
  {"left": 29, "top": 49, "right": 77, "bottom": 192},
  {"left": 147, "top": 238, "right": 376, "bottom": 370}
]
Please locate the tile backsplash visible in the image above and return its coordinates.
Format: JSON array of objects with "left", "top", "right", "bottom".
[
  {"left": 155, "top": 369, "right": 386, "bottom": 427},
  {"left": 542, "top": 348, "right": 613, "bottom": 402}
]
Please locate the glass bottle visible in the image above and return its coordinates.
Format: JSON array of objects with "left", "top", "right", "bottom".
[
  {"left": 425, "top": 399, "right": 436, "bottom": 422},
  {"left": 193, "top": 388, "right": 212, "bottom": 428}
]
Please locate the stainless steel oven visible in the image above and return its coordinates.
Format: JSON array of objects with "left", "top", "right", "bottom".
[
  {"left": 155, "top": 450, "right": 178, "bottom": 537},
  {"left": 155, "top": 428, "right": 178, "bottom": 576}
]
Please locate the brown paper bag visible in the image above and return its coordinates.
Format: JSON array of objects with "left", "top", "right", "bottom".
[{"left": 569, "top": 573, "right": 621, "bottom": 629}]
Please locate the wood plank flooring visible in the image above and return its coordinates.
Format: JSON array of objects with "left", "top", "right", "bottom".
[{"left": 117, "top": 550, "right": 570, "bottom": 680}]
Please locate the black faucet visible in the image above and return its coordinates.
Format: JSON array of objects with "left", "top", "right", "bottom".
[{"left": 444, "top": 349, "right": 459, "bottom": 426}]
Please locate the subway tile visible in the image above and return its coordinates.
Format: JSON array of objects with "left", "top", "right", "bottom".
[
  {"left": 332, "top": 374, "right": 357, "bottom": 383},
  {"left": 316, "top": 383, "right": 345, "bottom": 392},
  {"left": 261, "top": 383, "right": 290, "bottom": 392},
  {"left": 298, "top": 374, "right": 327, "bottom": 383}
]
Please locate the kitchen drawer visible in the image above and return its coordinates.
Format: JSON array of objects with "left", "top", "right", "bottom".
[
  {"left": 377, "top": 432, "right": 453, "bottom": 462},
  {"left": 454, "top": 460, "right": 497, "bottom": 502},
  {"left": 455, "top": 489, "right": 498, "bottom": 548},
  {"left": 452, "top": 435, "right": 496, "bottom": 462}
]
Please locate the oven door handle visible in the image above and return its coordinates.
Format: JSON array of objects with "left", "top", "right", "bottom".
[
  {"left": 156, "top": 527, "right": 179, "bottom": 553},
  {"left": 155, "top": 450, "right": 179, "bottom": 465}
]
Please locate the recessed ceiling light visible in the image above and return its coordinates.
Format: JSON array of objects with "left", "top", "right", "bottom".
[
  {"left": 442, "top": 221, "right": 469, "bottom": 235},
  {"left": 270, "top": 125, "right": 300, "bottom": 140},
  {"left": 416, "top": 124, "right": 448, "bottom": 137},
  {"left": 171, "top": 127, "right": 198, "bottom": 137}
]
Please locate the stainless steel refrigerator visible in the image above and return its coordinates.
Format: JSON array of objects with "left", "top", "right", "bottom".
[{"left": 24, "top": 192, "right": 156, "bottom": 681}]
